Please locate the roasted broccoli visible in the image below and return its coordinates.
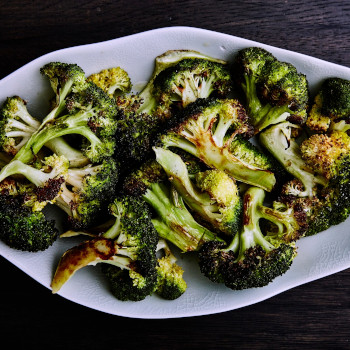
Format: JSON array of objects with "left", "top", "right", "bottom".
[
  {"left": 155, "top": 239, "right": 187, "bottom": 300},
  {"left": 259, "top": 121, "right": 327, "bottom": 197},
  {"left": 154, "top": 147, "right": 242, "bottom": 236},
  {"left": 123, "top": 159, "right": 221, "bottom": 252},
  {"left": 0, "top": 96, "right": 89, "bottom": 166},
  {"left": 51, "top": 195, "right": 159, "bottom": 301},
  {"left": 39, "top": 62, "right": 87, "bottom": 126},
  {"left": 157, "top": 98, "right": 276, "bottom": 191},
  {"left": 307, "top": 77, "right": 350, "bottom": 133},
  {"left": 198, "top": 186, "right": 303, "bottom": 289},
  {"left": 113, "top": 50, "right": 231, "bottom": 169},
  {"left": 114, "top": 99, "right": 160, "bottom": 169},
  {"left": 233, "top": 47, "right": 309, "bottom": 133},
  {"left": 136, "top": 49, "right": 232, "bottom": 118},
  {"left": 0, "top": 178, "right": 59, "bottom": 251},
  {"left": 152, "top": 57, "right": 232, "bottom": 111},
  {"left": 54, "top": 198, "right": 187, "bottom": 300},
  {"left": 300, "top": 130, "right": 350, "bottom": 180},
  {"left": 12, "top": 82, "right": 118, "bottom": 164},
  {"left": 261, "top": 122, "right": 350, "bottom": 236},
  {"left": 54, "top": 158, "right": 119, "bottom": 229},
  {"left": 299, "top": 130, "right": 350, "bottom": 234},
  {"left": 87, "top": 67, "right": 132, "bottom": 98},
  {"left": 0, "top": 154, "right": 68, "bottom": 210},
  {"left": 0, "top": 96, "right": 41, "bottom": 156}
]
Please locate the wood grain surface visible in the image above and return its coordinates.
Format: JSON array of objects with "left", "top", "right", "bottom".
[{"left": 1, "top": 1, "right": 350, "bottom": 349}]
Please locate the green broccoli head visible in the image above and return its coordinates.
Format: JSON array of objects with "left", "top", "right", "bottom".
[
  {"left": 87, "top": 66, "right": 132, "bottom": 97},
  {"left": 198, "top": 186, "right": 299, "bottom": 289},
  {"left": 40, "top": 62, "right": 87, "bottom": 125},
  {"left": 51, "top": 195, "right": 159, "bottom": 300},
  {"left": 276, "top": 130, "right": 350, "bottom": 236},
  {"left": 0, "top": 95, "right": 89, "bottom": 167},
  {"left": 233, "top": 46, "right": 275, "bottom": 80},
  {"left": 55, "top": 158, "right": 119, "bottom": 230},
  {"left": 154, "top": 147, "right": 242, "bottom": 236},
  {"left": 233, "top": 47, "right": 309, "bottom": 133},
  {"left": 66, "top": 158, "right": 119, "bottom": 199},
  {"left": 99, "top": 195, "right": 160, "bottom": 301},
  {"left": 123, "top": 159, "right": 221, "bottom": 252},
  {"left": 64, "top": 82, "right": 119, "bottom": 137},
  {"left": 14, "top": 83, "right": 119, "bottom": 164},
  {"left": 307, "top": 78, "right": 350, "bottom": 132},
  {"left": 0, "top": 96, "right": 41, "bottom": 156},
  {"left": 100, "top": 265, "right": 159, "bottom": 302},
  {"left": 113, "top": 104, "right": 161, "bottom": 169},
  {"left": 259, "top": 121, "right": 327, "bottom": 197},
  {"left": 153, "top": 58, "right": 232, "bottom": 110},
  {"left": 300, "top": 130, "right": 350, "bottom": 180},
  {"left": 155, "top": 239, "right": 187, "bottom": 300},
  {"left": 0, "top": 179, "right": 58, "bottom": 251},
  {"left": 158, "top": 98, "right": 276, "bottom": 192},
  {"left": 135, "top": 49, "right": 230, "bottom": 119},
  {"left": 0, "top": 154, "right": 69, "bottom": 210}
]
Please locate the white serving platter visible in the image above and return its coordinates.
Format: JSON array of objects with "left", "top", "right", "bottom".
[{"left": 1, "top": 26, "right": 350, "bottom": 319}]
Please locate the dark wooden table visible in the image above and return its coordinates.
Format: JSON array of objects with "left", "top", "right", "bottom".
[{"left": 1, "top": 1, "right": 350, "bottom": 349}]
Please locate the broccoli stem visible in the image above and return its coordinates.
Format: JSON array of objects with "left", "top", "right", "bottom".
[
  {"left": 12, "top": 120, "right": 102, "bottom": 165},
  {"left": 40, "top": 80, "right": 74, "bottom": 128},
  {"left": 54, "top": 184, "right": 75, "bottom": 216},
  {"left": 259, "top": 122, "right": 327, "bottom": 197},
  {"left": 45, "top": 138, "right": 89, "bottom": 167},
  {"left": 101, "top": 203, "right": 123, "bottom": 240},
  {"left": 142, "top": 182, "right": 218, "bottom": 252},
  {"left": 12, "top": 105, "right": 99, "bottom": 164},
  {"left": 34, "top": 125, "right": 102, "bottom": 154},
  {"left": 154, "top": 147, "right": 220, "bottom": 221},
  {"left": 162, "top": 134, "right": 276, "bottom": 192},
  {"left": 0, "top": 159, "right": 58, "bottom": 186},
  {"left": 223, "top": 187, "right": 275, "bottom": 260},
  {"left": 66, "top": 164, "right": 102, "bottom": 188}
]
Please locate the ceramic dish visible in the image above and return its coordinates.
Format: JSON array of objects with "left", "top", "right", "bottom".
[{"left": 1, "top": 26, "right": 350, "bottom": 319}]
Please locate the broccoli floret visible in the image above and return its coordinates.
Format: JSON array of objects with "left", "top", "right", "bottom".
[
  {"left": 0, "top": 62, "right": 89, "bottom": 167},
  {"left": 233, "top": 47, "right": 309, "bottom": 133},
  {"left": 155, "top": 239, "right": 187, "bottom": 300},
  {"left": 152, "top": 58, "right": 232, "bottom": 110},
  {"left": 114, "top": 101, "right": 160, "bottom": 169},
  {"left": 278, "top": 177, "right": 350, "bottom": 237},
  {"left": 101, "top": 265, "right": 158, "bottom": 302},
  {"left": 0, "top": 178, "right": 58, "bottom": 251},
  {"left": 295, "top": 130, "right": 350, "bottom": 234},
  {"left": 158, "top": 98, "right": 276, "bottom": 192},
  {"left": 259, "top": 121, "right": 327, "bottom": 197},
  {"left": 87, "top": 67, "right": 132, "bottom": 97},
  {"left": 154, "top": 147, "right": 242, "bottom": 236},
  {"left": 0, "top": 96, "right": 89, "bottom": 167},
  {"left": 137, "top": 49, "right": 230, "bottom": 118},
  {"left": 54, "top": 158, "right": 119, "bottom": 229},
  {"left": 307, "top": 78, "right": 350, "bottom": 132},
  {"left": 123, "top": 159, "right": 222, "bottom": 252},
  {"left": 40, "top": 62, "right": 87, "bottom": 126},
  {"left": 0, "top": 154, "right": 68, "bottom": 210},
  {"left": 273, "top": 128, "right": 350, "bottom": 236},
  {"left": 229, "top": 134, "right": 290, "bottom": 187},
  {"left": 13, "top": 82, "right": 118, "bottom": 164},
  {"left": 300, "top": 131, "right": 350, "bottom": 180},
  {"left": 198, "top": 186, "right": 301, "bottom": 289},
  {"left": 51, "top": 195, "right": 159, "bottom": 302},
  {"left": 113, "top": 51, "right": 230, "bottom": 169},
  {"left": 0, "top": 96, "right": 41, "bottom": 156}
]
